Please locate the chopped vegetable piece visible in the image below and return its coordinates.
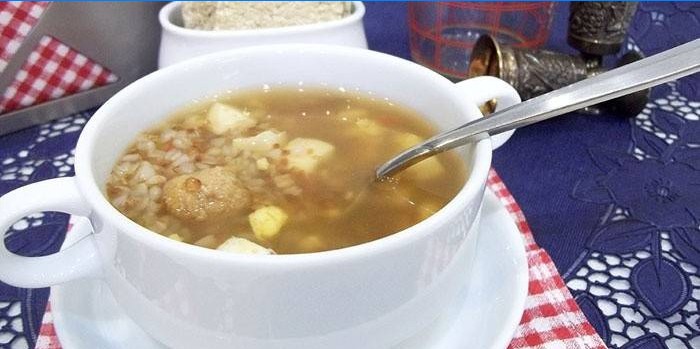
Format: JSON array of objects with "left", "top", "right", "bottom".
[
  {"left": 207, "top": 103, "right": 256, "bottom": 135},
  {"left": 284, "top": 138, "right": 335, "bottom": 173},
  {"left": 395, "top": 132, "right": 445, "bottom": 181},
  {"left": 194, "top": 235, "right": 218, "bottom": 249},
  {"left": 168, "top": 233, "right": 183, "bottom": 242},
  {"left": 233, "top": 130, "right": 287, "bottom": 155},
  {"left": 217, "top": 236, "right": 274, "bottom": 255},
  {"left": 249, "top": 205, "right": 288, "bottom": 241}
]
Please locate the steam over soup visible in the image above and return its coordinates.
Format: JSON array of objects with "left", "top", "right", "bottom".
[{"left": 106, "top": 87, "right": 466, "bottom": 254}]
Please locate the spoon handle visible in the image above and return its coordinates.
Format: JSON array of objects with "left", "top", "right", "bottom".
[{"left": 377, "top": 38, "right": 700, "bottom": 178}]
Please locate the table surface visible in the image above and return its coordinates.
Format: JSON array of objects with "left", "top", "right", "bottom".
[{"left": 1, "top": 3, "right": 699, "bottom": 349}]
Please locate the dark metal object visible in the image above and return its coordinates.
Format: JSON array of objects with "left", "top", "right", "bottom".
[
  {"left": 0, "top": 3, "right": 163, "bottom": 135},
  {"left": 468, "top": 35, "right": 596, "bottom": 100},
  {"left": 568, "top": 2, "right": 639, "bottom": 56},
  {"left": 600, "top": 51, "right": 650, "bottom": 117},
  {"left": 468, "top": 35, "right": 649, "bottom": 116}
]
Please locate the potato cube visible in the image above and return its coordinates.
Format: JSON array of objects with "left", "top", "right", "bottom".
[
  {"left": 395, "top": 132, "right": 445, "bottom": 181},
  {"left": 285, "top": 138, "right": 335, "bottom": 173},
  {"left": 207, "top": 103, "right": 256, "bottom": 135},
  {"left": 233, "top": 130, "right": 287, "bottom": 155},
  {"left": 217, "top": 236, "right": 274, "bottom": 255},
  {"left": 194, "top": 235, "right": 219, "bottom": 249},
  {"left": 249, "top": 206, "right": 288, "bottom": 241},
  {"left": 408, "top": 158, "right": 445, "bottom": 182},
  {"left": 167, "top": 233, "right": 183, "bottom": 242}
]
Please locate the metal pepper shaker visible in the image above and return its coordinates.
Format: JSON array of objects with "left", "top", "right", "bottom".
[
  {"left": 468, "top": 35, "right": 649, "bottom": 116},
  {"left": 568, "top": 2, "right": 639, "bottom": 56},
  {"left": 468, "top": 35, "right": 598, "bottom": 101}
]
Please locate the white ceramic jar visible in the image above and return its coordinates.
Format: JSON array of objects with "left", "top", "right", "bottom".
[{"left": 158, "top": 1, "right": 368, "bottom": 68}]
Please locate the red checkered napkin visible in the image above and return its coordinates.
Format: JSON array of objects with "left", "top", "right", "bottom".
[
  {"left": 0, "top": 2, "right": 117, "bottom": 115},
  {"left": 35, "top": 170, "right": 606, "bottom": 349},
  {"left": 488, "top": 170, "right": 606, "bottom": 349}
]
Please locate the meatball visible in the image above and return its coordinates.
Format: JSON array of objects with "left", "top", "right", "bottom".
[{"left": 163, "top": 167, "right": 250, "bottom": 221}]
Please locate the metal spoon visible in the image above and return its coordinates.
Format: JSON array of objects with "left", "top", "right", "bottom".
[{"left": 376, "top": 39, "right": 700, "bottom": 179}]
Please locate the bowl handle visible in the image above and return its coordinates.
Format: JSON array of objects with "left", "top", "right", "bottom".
[
  {"left": 454, "top": 76, "right": 522, "bottom": 150},
  {"left": 0, "top": 177, "right": 101, "bottom": 288}
]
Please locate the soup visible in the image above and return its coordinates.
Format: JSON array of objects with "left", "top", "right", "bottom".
[{"left": 106, "top": 87, "right": 466, "bottom": 254}]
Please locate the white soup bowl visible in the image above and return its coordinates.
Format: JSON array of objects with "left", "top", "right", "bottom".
[{"left": 0, "top": 45, "right": 520, "bottom": 349}]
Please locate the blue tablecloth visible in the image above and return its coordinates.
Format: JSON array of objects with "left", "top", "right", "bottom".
[{"left": 1, "top": 3, "right": 699, "bottom": 349}]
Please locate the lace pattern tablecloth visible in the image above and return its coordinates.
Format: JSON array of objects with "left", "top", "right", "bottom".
[{"left": 493, "top": 3, "right": 700, "bottom": 348}]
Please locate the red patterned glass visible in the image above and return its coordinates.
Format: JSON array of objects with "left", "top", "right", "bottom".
[{"left": 408, "top": 2, "right": 554, "bottom": 81}]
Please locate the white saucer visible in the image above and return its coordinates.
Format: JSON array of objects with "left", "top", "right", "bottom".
[{"left": 52, "top": 189, "right": 528, "bottom": 349}]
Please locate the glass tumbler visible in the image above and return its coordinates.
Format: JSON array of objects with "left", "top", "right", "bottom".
[{"left": 408, "top": 2, "right": 554, "bottom": 81}]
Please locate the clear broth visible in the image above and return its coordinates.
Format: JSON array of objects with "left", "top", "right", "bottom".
[{"left": 106, "top": 87, "right": 467, "bottom": 254}]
